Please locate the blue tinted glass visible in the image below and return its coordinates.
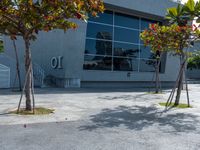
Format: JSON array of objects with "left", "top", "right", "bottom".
[
  {"left": 141, "top": 19, "right": 160, "bottom": 30},
  {"left": 113, "top": 58, "right": 138, "bottom": 71},
  {"left": 114, "top": 42, "right": 139, "bottom": 58},
  {"left": 85, "top": 39, "right": 112, "bottom": 55},
  {"left": 140, "top": 46, "right": 154, "bottom": 59},
  {"left": 115, "top": 13, "right": 139, "bottom": 29},
  {"left": 114, "top": 27, "right": 139, "bottom": 43},
  {"left": 139, "top": 59, "right": 155, "bottom": 72},
  {"left": 89, "top": 10, "right": 113, "bottom": 25},
  {"left": 86, "top": 23, "right": 113, "bottom": 40},
  {"left": 83, "top": 55, "right": 112, "bottom": 70}
]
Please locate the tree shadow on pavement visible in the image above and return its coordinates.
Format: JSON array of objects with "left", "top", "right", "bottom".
[
  {"left": 97, "top": 93, "right": 162, "bottom": 101},
  {"left": 79, "top": 105, "right": 199, "bottom": 133}
]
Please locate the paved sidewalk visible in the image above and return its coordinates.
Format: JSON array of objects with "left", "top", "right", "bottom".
[
  {"left": 0, "top": 84, "right": 200, "bottom": 125},
  {"left": 0, "top": 84, "right": 200, "bottom": 150}
]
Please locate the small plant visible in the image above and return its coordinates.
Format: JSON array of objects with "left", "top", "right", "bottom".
[
  {"left": 159, "top": 102, "right": 192, "bottom": 108},
  {"left": 187, "top": 50, "right": 200, "bottom": 70}
]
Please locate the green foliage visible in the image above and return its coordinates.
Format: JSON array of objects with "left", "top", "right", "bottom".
[
  {"left": 184, "top": 0, "right": 195, "bottom": 12},
  {"left": 166, "top": 0, "right": 200, "bottom": 25},
  {"left": 187, "top": 50, "right": 200, "bottom": 70},
  {"left": 166, "top": 4, "right": 187, "bottom": 26}
]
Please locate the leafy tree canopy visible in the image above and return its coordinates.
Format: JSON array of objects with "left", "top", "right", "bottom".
[
  {"left": 140, "top": 24, "right": 200, "bottom": 55},
  {"left": 0, "top": 0, "right": 104, "bottom": 40}
]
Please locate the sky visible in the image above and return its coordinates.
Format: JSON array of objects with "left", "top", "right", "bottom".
[{"left": 180, "top": 0, "right": 198, "bottom": 3}]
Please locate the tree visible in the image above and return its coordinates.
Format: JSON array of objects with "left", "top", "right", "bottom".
[
  {"left": 144, "top": 51, "right": 162, "bottom": 93},
  {"left": 141, "top": 23, "right": 200, "bottom": 106},
  {"left": 0, "top": 0, "right": 104, "bottom": 111},
  {"left": 166, "top": 0, "right": 200, "bottom": 105},
  {"left": 141, "top": 24, "right": 192, "bottom": 96},
  {"left": 141, "top": 0, "right": 200, "bottom": 106}
]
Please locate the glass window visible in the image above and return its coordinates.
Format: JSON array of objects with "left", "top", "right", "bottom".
[
  {"left": 114, "top": 27, "right": 139, "bottom": 43},
  {"left": 85, "top": 39, "right": 112, "bottom": 55},
  {"left": 89, "top": 10, "right": 113, "bottom": 25},
  {"left": 84, "top": 10, "right": 165, "bottom": 72},
  {"left": 139, "top": 59, "right": 155, "bottom": 72},
  {"left": 114, "top": 42, "right": 139, "bottom": 58},
  {"left": 140, "top": 45, "right": 155, "bottom": 59},
  {"left": 115, "top": 13, "right": 139, "bottom": 29},
  {"left": 83, "top": 55, "right": 112, "bottom": 70},
  {"left": 113, "top": 58, "right": 138, "bottom": 71},
  {"left": 86, "top": 23, "right": 113, "bottom": 40}
]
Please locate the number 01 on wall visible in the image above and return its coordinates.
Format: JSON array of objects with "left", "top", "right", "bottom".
[{"left": 51, "top": 56, "right": 63, "bottom": 69}]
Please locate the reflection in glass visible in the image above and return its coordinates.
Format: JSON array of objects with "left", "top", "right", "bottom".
[
  {"left": 83, "top": 55, "right": 112, "bottom": 70},
  {"left": 139, "top": 59, "right": 155, "bottom": 72},
  {"left": 113, "top": 58, "right": 138, "bottom": 71},
  {"left": 96, "top": 32, "right": 112, "bottom": 40},
  {"left": 89, "top": 10, "right": 113, "bottom": 25},
  {"left": 140, "top": 46, "right": 154, "bottom": 59},
  {"left": 114, "top": 27, "right": 139, "bottom": 43},
  {"left": 114, "top": 42, "right": 139, "bottom": 58},
  {"left": 85, "top": 39, "right": 112, "bottom": 55},
  {"left": 86, "top": 23, "right": 113, "bottom": 40},
  {"left": 115, "top": 13, "right": 139, "bottom": 29}
]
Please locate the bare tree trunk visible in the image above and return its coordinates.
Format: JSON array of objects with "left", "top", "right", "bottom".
[
  {"left": 174, "top": 54, "right": 185, "bottom": 106},
  {"left": 13, "top": 40, "right": 22, "bottom": 91},
  {"left": 24, "top": 38, "right": 32, "bottom": 111},
  {"left": 155, "top": 58, "right": 159, "bottom": 93},
  {"left": 155, "top": 52, "right": 162, "bottom": 94}
]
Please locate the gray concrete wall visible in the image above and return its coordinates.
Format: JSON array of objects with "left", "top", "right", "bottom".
[
  {"left": 187, "top": 69, "right": 200, "bottom": 79},
  {"left": 104, "top": 0, "right": 177, "bottom": 18}
]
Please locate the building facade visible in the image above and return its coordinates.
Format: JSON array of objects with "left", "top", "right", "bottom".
[{"left": 0, "top": 0, "right": 179, "bottom": 88}]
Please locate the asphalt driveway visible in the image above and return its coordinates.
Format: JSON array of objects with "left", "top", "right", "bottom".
[{"left": 0, "top": 84, "right": 200, "bottom": 150}]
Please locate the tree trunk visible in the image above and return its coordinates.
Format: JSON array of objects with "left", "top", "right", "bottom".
[
  {"left": 174, "top": 54, "right": 185, "bottom": 106},
  {"left": 24, "top": 38, "right": 32, "bottom": 111},
  {"left": 155, "top": 59, "right": 159, "bottom": 93}
]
